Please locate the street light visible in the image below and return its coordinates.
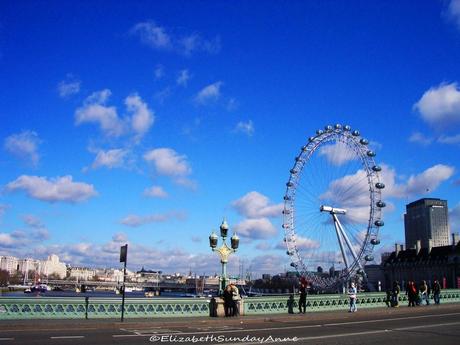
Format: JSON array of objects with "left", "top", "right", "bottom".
[{"left": 209, "top": 219, "right": 239, "bottom": 295}]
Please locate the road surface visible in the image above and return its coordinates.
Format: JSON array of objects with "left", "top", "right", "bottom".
[{"left": 0, "top": 303, "right": 459, "bottom": 344}]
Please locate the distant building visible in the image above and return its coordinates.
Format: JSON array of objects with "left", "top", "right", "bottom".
[
  {"left": 0, "top": 254, "right": 66, "bottom": 279},
  {"left": 135, "top": 268, "right": 161, "bottom": 283},
  {"left": 383, "top": 234, "right": 460, "bottom": 289},
  {"left": 404, "top": 198, "right": 450, "bottom": 250},
  {"left": 68, "top": 267, "right": 96, "bottom": 281}
]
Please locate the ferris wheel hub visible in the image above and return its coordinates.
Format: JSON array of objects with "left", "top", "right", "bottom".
[{"left": 320, "top": 205, "right": 347, "bottom": 215}]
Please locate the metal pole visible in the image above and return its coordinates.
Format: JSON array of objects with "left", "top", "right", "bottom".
[
  {"left": 221, "top": 261, "right": 227, "bottom": 293},
  {"left": 121, "top": 259, "right": 127, "bottom": 322},
  {"left": 85, "top": 296, "right": 89, "bottom": 320}
]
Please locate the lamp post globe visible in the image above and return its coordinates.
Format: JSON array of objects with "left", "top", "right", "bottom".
[
  {"left": 231, "top": 233, "right": 240, "bottom": 250},
  {"left": 209, "top": 232, "right": 218, "bottom": 249},
  {"left": 220, "top": 219, "right": 229, "bottom": 238}
]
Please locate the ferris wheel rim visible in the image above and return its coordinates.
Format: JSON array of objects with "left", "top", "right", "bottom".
[{"left": 283, "top": 124, "right": 384, "bottom": 289}]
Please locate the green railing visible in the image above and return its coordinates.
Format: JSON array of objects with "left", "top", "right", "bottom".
[
  {"left": 1, "top": 290, "right": 459, "bottom": 320},
  {"left": 244, "top": 290, "right": 460, "bottom": 314},
  {"left": 0, "top": 297, "right": 210, "bottom": 320}
]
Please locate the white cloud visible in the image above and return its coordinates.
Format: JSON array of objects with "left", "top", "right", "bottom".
[
  {"left": 131, "top": 20, "right": 220, "bottom": 56},
  {"left": 320, "top": 169, "right": 371, "bottom": 223},
  {"left": 0, "top": 228, "right": 49, "bottom": 250},
  {"left": 292, "top": 235, "right": 321, "bottom": 250},
  {"left": 75, "top": 90, "right": 154, "bottom": 141},
  {"left": 404, "top": 164, "right": 455, "bottom": 196},
  {"left": 22, "top": 214, "right": 44, "bottom": 229},
  {"left": 112, "top": 232, "right": 128, "bottom": 242},
  {"left": 195, "top": 81, "right": 223, "bottom": 104},
  {"left": 58, "top": 76, "right": 80, "bottom": 98},
  {"left": 438, "top": 133, "right": 460, "bottom": 144},
  {"left": 154, "top": 64, "right": 165, "bottom": 79},
  {"left": 447, "top": 0, "right": 460, "bottom": 29},
  {"left": 144, "top": 148, "right": 192, "bottom": 177},
  {"left": 91, "top": 148, "right": 128, "bottom": 169},
  {"left": 255, "top": 241, "right": 272, "bottom": 251},
  {"left": 4, "top": 130, "right": 41, "bottom": 166},
  {"left": 233, "top": 218, "right": 277, "bottom": 239},
  {"left": 319, "top": 164, "right": 454, "bottom": 223},
  {"left": 275, "top": 235, "right": 320, "bottom": 250},
  {"left": 177, "top": 69, "right": 190, "bottom": 86},
  {"left": 408, "top": 132, "right": 433, "bottom": 146},
  {"left": 5, "top": 175, "right": 97, "bottom": 203},
  {"left": 143, "top": 185, "right": 168, "bottom": 198},
  {"left": 413, "top": 82, "right": 460, "bottom": 129},
  {"left": 120, "top": 211, "right": 186, "bottom": 227},
  {"left": 232, "top": 191, "right": 283, "bottom": 218},
  {"left": 248, "top": 254, "right": 286, "bottom": 274},
  {"left": 318, "top": 141, "right": 357, "bottom": 166},
  {"left": 125, "top": 93, "right": 155, "bottom": 140},
  {"left": 131, "top": 21, "right": 172, "bottom": 50},
  {"left": 235, "top": 120, "right": 254, "bottom": 136},
  {"left": 75, "top": 89, "right": 124, "bottom": 137},
  {"left": 179, "top": 33, "right": 221, "bottom": 56}
]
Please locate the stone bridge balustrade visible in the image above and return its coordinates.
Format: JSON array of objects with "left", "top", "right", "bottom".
[{"left": 1, "top": 290, "right": 460, "bottom": 320}]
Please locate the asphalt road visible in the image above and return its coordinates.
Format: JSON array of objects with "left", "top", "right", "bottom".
[{"left": 1, "top": 304, "right": 460, "bottom": 345}]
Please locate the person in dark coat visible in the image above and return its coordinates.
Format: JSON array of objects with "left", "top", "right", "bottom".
[
  {"left": 433, "top": 280, "right": 441, "bottom": 305},
  {"left": 223, "top": 285, "right": 234, "bottom": 317},
  {"left": 391, "top": 281, "right": 400, "bottom": 307},
  {"left": 298, "top": 282, "right": 307, "bottom": 314}
]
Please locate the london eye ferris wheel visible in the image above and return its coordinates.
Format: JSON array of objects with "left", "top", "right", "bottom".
[{"left": 283, "top": 124, "right": 385, "bottom": 289}]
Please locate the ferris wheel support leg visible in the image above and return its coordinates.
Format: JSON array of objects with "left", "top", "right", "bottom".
[
  {"left": 332, "top": 215, "right": 350, "bottom": 271},
  {"left": 334, "top": 215, "right": 364, "bottom": 272}
]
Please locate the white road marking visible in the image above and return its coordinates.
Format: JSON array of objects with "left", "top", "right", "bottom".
[
  {"left": 110, "top": 311, "right": 460, "bottom": 339},
  {"left": 224, "top": 321, "right": 460, "bottom": 345}
]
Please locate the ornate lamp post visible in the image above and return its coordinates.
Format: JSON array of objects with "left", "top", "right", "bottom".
[{"left": 209, "top": 219, "right": 240, "bottom": 295}]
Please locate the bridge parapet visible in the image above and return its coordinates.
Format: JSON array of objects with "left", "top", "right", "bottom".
[{"left": 1, "top": 290, "right": 459, "bottom": 320}]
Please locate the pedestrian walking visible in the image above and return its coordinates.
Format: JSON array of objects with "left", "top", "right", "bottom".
[
  {"left": 385, "top": 287, "right": 391, "bottom": 307},
  {"left": 407, "top": 281, "right": 417, "bottom": 307},
  {"left": 426, "top": 282, "right": 431, "bottom": 305},
  {"left": 287, "top": 294, "right": 295, "bottom": 314},
  {"left": 419, "top": 280, "right": 429, "bottom": 306},
  {"left": 433, "top": 280, "right": 441, "bottom": 305},
  {"left": 348, "top": 282, "right": 357, "bottom": 312},
  {"left": 298, "top": 281, "right": 307, "bottom": 314},
  {"left": 391, "top": 281, "right": 400, "bottom": 307}
]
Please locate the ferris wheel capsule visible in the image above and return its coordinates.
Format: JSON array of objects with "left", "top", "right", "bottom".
[
  {"left": 375, "top": 182, "right": 385, "bottom": 189},
  {"left": 374, "top": 220, "right": 384, "bottom": 227},
  {"left": 352, "top": 130, "right": 360, "bottom": 136},
  {"left": 370, "top": 238, "right": 380, "bottom": 245}
]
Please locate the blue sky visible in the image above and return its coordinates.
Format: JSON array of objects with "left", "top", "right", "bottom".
[{"left": 1, "top": 0, "right": 460, "bottom": 277}]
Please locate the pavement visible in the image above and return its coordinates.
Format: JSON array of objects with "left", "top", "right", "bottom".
[{"left": 1, "top": 303, "right": 459, "bottom": 344}]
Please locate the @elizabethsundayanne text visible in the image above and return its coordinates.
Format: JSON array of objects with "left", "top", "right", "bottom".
[{"left": 149, "top": 334, "right": 299, "bottom": 343}]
